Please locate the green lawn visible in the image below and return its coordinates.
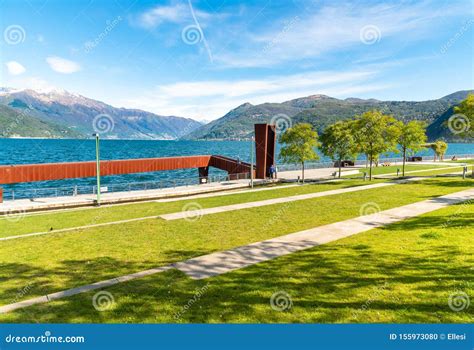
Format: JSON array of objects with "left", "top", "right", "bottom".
[
  {"left": 0, "top": 177, "right": 472, "bottom": 317},
  {"left": 408, "top": 166, "right": 472, "bottom": 177},
  {"left": 1, "top": 179, "right": 385, "bottom": 238},
  {"left": 449, "top": 159, "right": 474, "bottom": 164},
  {"left": 1, "top": 199, "right": 472, "bottom": 323},
  {"left": 354, "top": 164, "right": 450, "bottom": 176}
]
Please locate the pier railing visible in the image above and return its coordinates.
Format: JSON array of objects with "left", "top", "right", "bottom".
[{"left": 3, "top": 172, "right": 251, "bottom": 201}]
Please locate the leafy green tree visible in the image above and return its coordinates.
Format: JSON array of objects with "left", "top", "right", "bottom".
[
  {"left": 452, "top": 94, "right": 473, "bottom": 138},
  {"left": 353, "top": 110, "right": 400, "bottom": 180},
  {"left": 398, "top": 121, "right": 427, "bottom": 176},
  {"left": 320, "top": 120, "right": 357, "bottom": 178},
  {"left": 279, "top": 123, "right": 320, "bottom": 183},
  {"left": 431, "top": 140, "right": 448, "bottom": 161}
]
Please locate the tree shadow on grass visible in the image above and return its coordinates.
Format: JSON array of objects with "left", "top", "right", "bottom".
[
  {"left": 1, "top": 205, "right": 472, "bottom": 324},
  {"left": 1, "top": 237, "right": 471, "bottom": 324}
]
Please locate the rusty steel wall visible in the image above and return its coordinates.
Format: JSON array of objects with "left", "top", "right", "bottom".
[
  {"left": 0, "top": 155, "right": 212, "bottom": 185},
  {"left": 209, "top": 155, "right": 251, "bottom": 175},
  {"left": 0, "top": 154, "right": 257, "bottom": 185},
  {"left": 255, "top": 124, "right": 269, "bottom": 179},
  {"left": 254, "top": 124, "right": 276, "bottom": 179}
]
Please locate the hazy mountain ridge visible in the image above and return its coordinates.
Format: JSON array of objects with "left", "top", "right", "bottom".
[
  {"left": 0, "top": 88, "right": 203, "bottom": 140},
  {"left": 0, "top": 104, "right": 83, "bottom": 138},
  {"left": 185, "top": 90, "right": 474, "bottom": 142},
  {"left": 0, "top": 88, "right": 472, "bottom": 141}
]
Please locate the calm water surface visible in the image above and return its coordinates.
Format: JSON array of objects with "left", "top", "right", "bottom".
[{"left": 0, "top": 138, "right": 473, "bottom": 198}]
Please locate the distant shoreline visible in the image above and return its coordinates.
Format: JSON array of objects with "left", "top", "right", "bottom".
[{"left": 0, "top": 137, "right": 473, "bottom": 144}]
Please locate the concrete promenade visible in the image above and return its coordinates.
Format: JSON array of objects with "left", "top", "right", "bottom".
[
  {"left": 160, "top": 181, "right": 398, "bottom": 221},
  {"left": 0, "top": 160, "right": 468, "bottom": 214},
  {"left": 0, "top": 168, "right": 357, "bottom": 214}
]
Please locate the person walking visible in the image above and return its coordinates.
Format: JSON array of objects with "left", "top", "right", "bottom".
[{"left": 269, "top": 164, "right": 276, "bottom": 179}]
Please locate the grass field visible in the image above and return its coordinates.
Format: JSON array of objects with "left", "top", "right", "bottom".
[
  {"left": 0, "top": 179, "right": 386, "bottom": 237},
  {"left": 0, "top": 175, "right": 473, "bottom": 323},
  {"left": 1, "top": 197, "right": 472, "bottom": 323},
  {"left": 354, "top": 164, "right": 447, "bottom": 176}
]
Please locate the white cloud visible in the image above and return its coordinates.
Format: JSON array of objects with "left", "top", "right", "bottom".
[
  {"left": 135, "top": 3, "right": 212, "bottom": 29},
  {"left": 215, "top": 1, "right": 464, "bottom": 67},
  {"left": 122, "top": 69, "right": 387, "bottom": 121},
  {"left": 5, "top": 61, "right": 26, "bottom": 75},
  {"left": 46, "top": 56, "right": 81, "bottom": 74},
  {"left": 138, "top": 3, "right": 187, "bottom": 28}
]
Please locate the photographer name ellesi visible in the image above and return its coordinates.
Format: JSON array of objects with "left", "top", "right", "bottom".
[
  {"left": 446, "top": 333, "right": 467, "bottom": 340},
  {"left": 389, "top": 333, "right": 467, "bottom": 341}
]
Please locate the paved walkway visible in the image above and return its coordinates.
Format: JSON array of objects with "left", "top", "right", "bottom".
[
  {"left": 160, "top": 181, "right": 403, "bottom": 221},
  {"left": 277, "top": 167, "right": 359, "bottom": 180},
  {"left": 0, "top": 180, "right": 361, "bottom": 241},
  {"left": 1, "top": 160, "right": 466, "bottom": 214},
  {"left": 176, "top": 188, "right": 474, "bottom": 279},
  {"left": 1, "top": 187, "right": 472, "bottom": 314},
  {"left": 376, "top": 165, "right": 467, "bottom": 178},
  {"left": 0, "top": 168, "right": 357, "bottom": 214},
  {"left": 0, "top": 179, "right": 261, "bottom": 214}
]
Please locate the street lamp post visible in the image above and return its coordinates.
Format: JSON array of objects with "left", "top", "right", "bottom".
[
  {"left": 93, "top": 133, "right": 101, "bottom": 206},
  {"left": 250, "top": 136, "right": 254, "bottom": 188}
]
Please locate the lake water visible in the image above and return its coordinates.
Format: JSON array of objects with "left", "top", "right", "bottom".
[{"left": 1, "top": 138, "right": 473, "bottom": 199}]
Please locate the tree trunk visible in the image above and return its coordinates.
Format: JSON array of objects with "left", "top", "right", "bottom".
[
  {"left": 369, "top": 156, "right": 373, "bottom": 181},
  {"left": 338, "top": 157, "right": 342, "bottom": 178},
  {"left": 302, "top": 162, "right": 305, "bottom": 183},
  {"left": 402, "top": 147, "right": 406, "bottom": 177}
]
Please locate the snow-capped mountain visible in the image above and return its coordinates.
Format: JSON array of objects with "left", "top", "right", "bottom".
[{"left": 0, "top": 88, "right": 202, "bottom": 139}]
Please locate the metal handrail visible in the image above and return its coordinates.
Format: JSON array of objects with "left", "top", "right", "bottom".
[{"left": 3, "top": 172, "right": 251, "bottom": 201}]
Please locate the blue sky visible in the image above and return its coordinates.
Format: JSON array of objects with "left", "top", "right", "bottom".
[{"left": 1, "top": 0, "right": 473, "bottom": 121}]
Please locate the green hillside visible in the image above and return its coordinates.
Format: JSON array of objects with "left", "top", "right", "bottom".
[
  {"left": 0, "top": 104, "right": 82, "bottom": 138},
  {"left": 185, "top": 90, "right": 474, "bottom": 141}
]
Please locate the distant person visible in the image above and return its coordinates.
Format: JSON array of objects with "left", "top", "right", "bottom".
[
  {"left": 269, "top": 164, "right": 276, "bottom": 179},
  {"left": 452, "top": 155, "right": 458, "bottom": 161}
]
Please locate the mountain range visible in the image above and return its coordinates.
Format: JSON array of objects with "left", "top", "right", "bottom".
[
  {"left": 185, "top": 90, "right": 473, "bottom": 142},
  {"left": 0, "top": 88, "right": 472, "bottom": 142},
  {"left": 0, "top": 88, "right": 202, "bottom": 139}
]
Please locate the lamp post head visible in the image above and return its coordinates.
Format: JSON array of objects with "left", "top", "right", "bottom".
[{"left": 92, "top": 133, "right": 99, "bottom": 138}]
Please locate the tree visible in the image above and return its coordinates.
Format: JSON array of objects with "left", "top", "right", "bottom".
[
  {"left": 320, "top": 120, "right": 357, "bottom": 178},
  {"left": 452, "top": 94, "right": 473, "bottom": 138},
  {"left": 398, "top": 121, "right": 427, "bottom": 176},
  {"left": 279, "top": 123, "right": 319, "bottom": 183},
  {"left": 353, "top": 110, "right": 400, "bottom": 180},
  {"left": 431, "top": 140, "right": 448, "bottom": 161}
]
